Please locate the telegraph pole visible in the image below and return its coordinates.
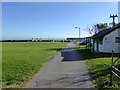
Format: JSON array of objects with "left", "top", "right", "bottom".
[{"left": 109, "top": 14, "right": 118, "bottom": 27}]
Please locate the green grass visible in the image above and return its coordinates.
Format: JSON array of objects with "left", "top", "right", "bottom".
[
  {"left": 2, "top": 42, "right": 67, "bottom": 88},
  {"left": 77, "top": 45, "right": 120, "bottom": 88}
]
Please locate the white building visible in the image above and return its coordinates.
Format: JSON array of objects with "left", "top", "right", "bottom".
[
  {"left": 91, "top": 2, "right": 120, "bottom": 53},
  {"left": 92, "top": 24, "right": 120, "bottom": 53}
]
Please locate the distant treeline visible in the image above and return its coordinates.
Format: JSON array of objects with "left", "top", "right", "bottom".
[{"left": 1, "top": 40, "right": 69, "bottom": 42}]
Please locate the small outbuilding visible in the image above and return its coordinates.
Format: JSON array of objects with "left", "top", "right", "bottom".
[{"left": 91, "top": 23, "right": 120, "bottom": 53}]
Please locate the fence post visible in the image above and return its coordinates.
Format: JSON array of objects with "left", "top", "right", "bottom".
[{"left": 109, "top": 50, "right": 114, "bottom": 86}]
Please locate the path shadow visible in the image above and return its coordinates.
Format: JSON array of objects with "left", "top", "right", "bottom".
[
  {"left": 61, "top": 48, "right": 83, "bottom": 62},
  {"left": 44, "top": 47, "right": 84, "bottom": 62}
]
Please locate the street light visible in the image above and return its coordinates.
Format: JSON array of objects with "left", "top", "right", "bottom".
[{"left": 75, "top": 27, "right": 80, "bottom": 48}]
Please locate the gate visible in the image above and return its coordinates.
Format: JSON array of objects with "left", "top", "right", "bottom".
[{"left": 109, "top": 50, "right": 120, "bottom": 86}]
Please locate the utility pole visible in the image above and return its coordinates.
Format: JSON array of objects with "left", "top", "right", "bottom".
[
  {"left": 109, "top": 14, "right": 118, "bottom": 27},
  {"left": 75, "top": 27, "right": 80, "bottom": 48}
]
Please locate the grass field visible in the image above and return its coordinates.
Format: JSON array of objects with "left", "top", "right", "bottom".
[
  {"left": 77, "top": 45, "right": 120, "bottom": 88},
  {"left": 2, "top": 42, "right": 67, "bottom": 88}
]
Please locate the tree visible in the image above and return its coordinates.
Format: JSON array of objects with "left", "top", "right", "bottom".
[
  {"left": 85, "top": 23, "right": 109, "bottom": 36},
  {"left": 96, "top": 23, "right": 108, "bottom": 30}
]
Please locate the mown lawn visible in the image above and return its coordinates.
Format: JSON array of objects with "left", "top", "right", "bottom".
[
  {"left": 77, "top": 45, "right": 120, "bottom": 88},
  {"left": 2, "top": 42, "right": 67, "bottom": 88}
]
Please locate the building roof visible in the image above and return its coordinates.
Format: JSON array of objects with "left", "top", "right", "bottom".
[
  {"left": 67, "top": 38, "right": 85, "bottom": 40},
  {"left": 91, "top": 23, "right": 120, "bottom": 39}
]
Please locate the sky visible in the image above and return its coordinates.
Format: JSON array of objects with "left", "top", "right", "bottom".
[
  {"left": 2, "top": 2, "right": 119, "bottom": 40},
  {"left": 1, "top": 0, "right": 120, "bottom": 2}
]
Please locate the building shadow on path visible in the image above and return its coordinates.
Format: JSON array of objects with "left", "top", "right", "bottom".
[
  {"left": 61, "top": 48, "right": 83, "bottom": 62},
  {"left": 44, "top": 47, "right": 83, "bottom": 62}
]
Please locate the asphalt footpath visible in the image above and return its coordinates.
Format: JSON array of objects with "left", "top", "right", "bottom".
[{"left": 26, "top": 43, "right": 94, "bottom": 88}]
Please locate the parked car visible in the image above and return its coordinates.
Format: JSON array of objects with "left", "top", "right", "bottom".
[{"left": 79, "top": 40, "right": 90, "bottom": 45}]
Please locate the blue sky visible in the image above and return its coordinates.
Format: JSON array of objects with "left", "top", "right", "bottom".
[{"left": 2, "top": 2, "right": 118, "bottom": 40}]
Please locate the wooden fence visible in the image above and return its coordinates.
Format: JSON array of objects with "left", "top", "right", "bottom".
[{"left": 109, "top": 50, "right": 120, "bottom": 86}]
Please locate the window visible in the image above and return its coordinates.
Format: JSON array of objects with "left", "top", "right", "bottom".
[
  {"left": 105, "top": 37, "right": 112, "bottom": 43},
  {"left": 115, "top": 37, "right": 120, "bottom": 43}
]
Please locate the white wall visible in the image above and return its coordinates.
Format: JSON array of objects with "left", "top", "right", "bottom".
[{"left": 98, "top": 29, "right": 119, "bottom": 53}]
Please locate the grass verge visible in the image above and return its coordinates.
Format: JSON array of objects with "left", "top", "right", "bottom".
[
  {"left": 2, "top": 42, "right": 67, "bottom": 88},
  {"left": 76, "top": 45, "right": 120, "bottom": 88}
]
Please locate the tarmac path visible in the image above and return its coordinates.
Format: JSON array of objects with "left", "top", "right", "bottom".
[{"left": 26, "top": 43, "right": 94, "bottom": 88}]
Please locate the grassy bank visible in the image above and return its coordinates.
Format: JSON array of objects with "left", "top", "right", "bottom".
[
  {"left": 2, "top": 42, "right": 67, "bottom": 88},
  {"left": 77, "top": 45, "right": 120, "bottom": 88}
]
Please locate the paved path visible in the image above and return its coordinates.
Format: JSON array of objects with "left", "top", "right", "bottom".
[{"left": 26, "top": 43, "right": 94, "bottom": 88}]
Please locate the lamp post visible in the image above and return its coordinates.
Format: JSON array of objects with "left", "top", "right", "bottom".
[{"left": 75, "top": 27, "right": 80, "bottom": 48}]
